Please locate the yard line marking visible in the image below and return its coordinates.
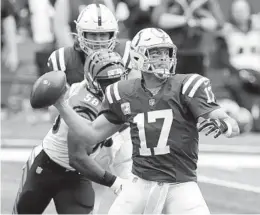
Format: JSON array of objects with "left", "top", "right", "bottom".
[
  {"left": 199, "top": 144, "right": 260, "bottom": 153},
  {"left": 198, "top": 154, "right": 260, "bottom": 170},
  {"left": 199, "top": 175, "right": 260, "bottom": 194},
  {"left": 0, "top": 149, "right": 31, "bottom": 162}
]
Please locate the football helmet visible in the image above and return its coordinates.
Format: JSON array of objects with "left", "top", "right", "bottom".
[
  {"left": 75, "top": 4, "right": 118, "bottom": 55},
  {"left": 130, "top": 28, "right": 177, "bottom": 79},
  {"left": 84, "top": 50, "right": 125, "bottom": 97}
]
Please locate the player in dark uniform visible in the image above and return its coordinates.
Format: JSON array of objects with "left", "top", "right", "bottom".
[
  {"left": 12, "top": 50, "right": 126, "bottom": 214},
  {"left": 43, "top": 28, "right": 240, "bottom": 214},
  {"left": 47, "top": 3, "right": 131, "bottom": 86}
]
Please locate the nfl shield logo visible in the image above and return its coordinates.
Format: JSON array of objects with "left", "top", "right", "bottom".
[
  {"left": 121, "top": 102, "right": 131, "bottom": 115},
  {"left": 149, "top": 99, "right": 155, "bottom": 106}
]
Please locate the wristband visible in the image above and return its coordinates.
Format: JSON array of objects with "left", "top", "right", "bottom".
[
  {"left": 223, "top": 119, "right": 233, "bottom": 137},
  {"left": 101, "top": 171, "right": 117, "bottom": 187}
]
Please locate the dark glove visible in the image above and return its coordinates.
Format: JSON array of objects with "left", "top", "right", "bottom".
[{"left": 198, "top": 119, "right": 228, "bottom": 138}]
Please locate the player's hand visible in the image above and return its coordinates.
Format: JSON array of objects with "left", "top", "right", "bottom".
[
  {"left": 198, "top": 118, "right": 228, "bottom": 138},
  {"left": 110, "top": 177, "right": 127, "bottom": 195},
  {"left": 53, "top": 85, "right": 70, "bottom": 109},
  {"left": 54, "top": 80, "right": 88, "bottom": 109}
]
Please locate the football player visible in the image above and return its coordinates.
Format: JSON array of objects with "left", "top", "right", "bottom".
[
  {"left": 46, "top": 28, "right": 240, "bottom": 214},
  {"left": 12, "top": 50, "right": 128, "bottom": 214},
  {"left": 47, "top": 4, "right": 133, "bottom": 207},
  {"left": 47, "top": 3, "right": 131, "bottom": 86}
]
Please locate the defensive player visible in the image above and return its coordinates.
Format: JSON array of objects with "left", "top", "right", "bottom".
[
  {"left": 12, "top": 50, "right": 127, "bottom": 214},
  {"left": 47, "top": 3, "right": 133, "bottom": 213},
  {"left": 39, "top": 28, "right": 240, "bottom": 214}
]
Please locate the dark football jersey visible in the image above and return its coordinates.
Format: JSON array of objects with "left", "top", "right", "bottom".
[
  {"left": 47, "top": 39, "right": 130, "bottom": 85},
  {"left": 100, "top": 74, "right": 220, "bottom": 183}
]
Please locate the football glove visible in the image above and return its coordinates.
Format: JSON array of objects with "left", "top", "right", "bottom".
[{"left": 198, "top": 118, "right": 228, "bottom": 138}]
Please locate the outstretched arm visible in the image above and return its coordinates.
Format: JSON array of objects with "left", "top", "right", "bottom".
[
  {"left": 199, "top": 108, "right": 240, "bottom": 138},
  {"left": 55, "top": 99, "right": 121, "bottom": 145},
  {"left": 67, "top": 128, "right": 117, "bottom": 187},
  {"left": 183, "top": 75, "right": 240, "bottom": 138}
]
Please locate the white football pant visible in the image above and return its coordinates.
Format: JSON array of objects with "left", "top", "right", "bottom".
[{"left": 108, "top": 175, "right": 210, "bottom": 214}]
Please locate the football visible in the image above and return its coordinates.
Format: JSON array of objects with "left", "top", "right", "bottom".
[{"left": 30, "top": 71, "right": 67, "bottom": 109}]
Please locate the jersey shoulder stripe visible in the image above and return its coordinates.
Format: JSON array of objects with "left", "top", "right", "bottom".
[
  {"left": 105, "top": 79, "right": 137, "bottom": 104},
  {"left": 182, "top": 74, "right": 200, "bottom": 94},
  {"left": 182, "top": 74, "right": 209, "bottom": 98},
  {"left": 106, "top": 81, "right": 121, "bottom": 104},
  {"left": 47, "top": 47, "right": 66, "bottom": 71}
]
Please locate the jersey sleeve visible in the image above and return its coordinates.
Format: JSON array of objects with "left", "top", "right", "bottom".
[
  {"left": 182, "top": 74, "right": 220, "bottom": 119},
  {"left": 47, "top": 47, "right": 67, "bottom": 72},
  {"left": 99, "top": 83, "right": 126, "bottom": 125},
  {"left": 73, "top": 106, "right": 96, "bottom": 121}
]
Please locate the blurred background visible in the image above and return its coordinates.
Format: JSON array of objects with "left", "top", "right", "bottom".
[{"left": 1, "top": 0, "right": 260, "bottom": 213}]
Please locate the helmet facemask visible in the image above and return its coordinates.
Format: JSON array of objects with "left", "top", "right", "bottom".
[
  {"left": 142, "top": 46, "right": 177, "bottom": 79},
  {"left": 74, "top": 3, "right": 119, "bottom": 55},
  {"left": 143, "top": 46, "right": 176, "bottom": 79},
  {"left": 76, "top": 25, "right": 117, "bottom": 55}
]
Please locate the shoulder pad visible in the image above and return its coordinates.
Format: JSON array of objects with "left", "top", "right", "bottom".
[
  {"left": 181, "top": 74, "right": 209, "bottom": 97},
  {"left": 63, "top": 47, "right": 84, "bottom": 70},
  {"left": 105, "top": 79, "right": 137, "bottom": 104},
  {"left": 47, "top": 47, "right": 67, "bottom": 71},
  {"left": 69, "top": 87, "right": 101, "bottom": 116},
  {"left": 47, "top": 47, "right": 83, "bottom": 72}
]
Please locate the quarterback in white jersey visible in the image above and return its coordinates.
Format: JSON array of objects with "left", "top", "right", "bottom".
[{"left": 13, "top": 50, "right": 131, "bottom": 214}]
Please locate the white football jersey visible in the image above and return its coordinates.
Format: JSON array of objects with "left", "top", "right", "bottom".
[
  {"left": 43, "top": 82, "right": 84, "bottom": 170},
  {"left": 43, "top": 82, "right": 132, "bottom": 173}
]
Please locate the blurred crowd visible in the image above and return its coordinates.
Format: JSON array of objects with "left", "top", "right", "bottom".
[{"left": 1, "top": 0, "right": 260, "bottom": 132}]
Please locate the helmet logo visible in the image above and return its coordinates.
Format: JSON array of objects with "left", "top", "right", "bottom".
[
  {"left": 152, "top": 28, "right": 168, "bottom": 42},
  {"left": 96, "top": 3, "right": 102, "bottom": 26},
  {"left": 108, "top": 68, "right": 122, "bottom": 77},
  {"left": 121, "top": 102, "right": 131, "bottom": 115}
]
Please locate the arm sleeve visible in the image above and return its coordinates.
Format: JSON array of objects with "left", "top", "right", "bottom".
[
  {"left": 99, "top": 84, "right": 126, "bottom": 125},
  {"left": 183, "top": 75, "right": 220, "bottom": 119}
]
